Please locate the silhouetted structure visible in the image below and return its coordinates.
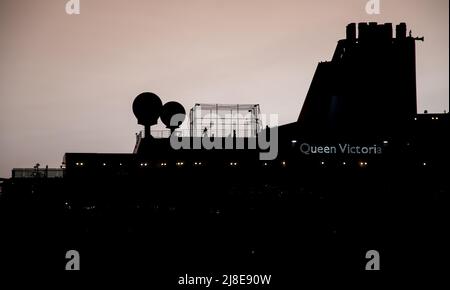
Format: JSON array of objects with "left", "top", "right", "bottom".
[
  {"left": 160, "top": 101, "right": 186, "bottom": 133},
  {"left": 298, "top": 22, "right": 423, "bottom": 139},
  {"left": 1, "top": 23, "right": 448, "bottom": 279},
  {"left": 189, "top": 103, "right": 261, "bottom": 138},
  {"left": 132, "top": 92, "right": 163, "bottom": 138}
]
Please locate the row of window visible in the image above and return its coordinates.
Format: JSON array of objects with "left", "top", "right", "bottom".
[
  {"left": 414, "top": 116, "right": 440, "bottom": 120},
  {"left": 73, "top": 160, "right": 430, "bottom": 168}
]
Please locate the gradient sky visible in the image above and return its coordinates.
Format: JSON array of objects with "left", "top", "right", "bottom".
[{"left": 0, "top": 0, "right": 448, "bottom": 177}]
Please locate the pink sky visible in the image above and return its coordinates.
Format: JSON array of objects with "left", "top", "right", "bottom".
[{"left": 0, "top": 0, "right": 448, "bottom": 177}]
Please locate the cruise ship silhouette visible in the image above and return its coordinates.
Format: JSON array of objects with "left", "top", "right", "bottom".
[{"left": 1, "top": 23, "right": 448, "bottom": 282}]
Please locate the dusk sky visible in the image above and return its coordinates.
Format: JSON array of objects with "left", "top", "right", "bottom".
[{"left": 0, "top": 0, "right": 448, "bottom": 177}]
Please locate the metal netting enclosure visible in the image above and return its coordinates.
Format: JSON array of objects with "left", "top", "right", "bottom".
[{"left": 189, "top": 104, "right": 261, "bottom": 138}]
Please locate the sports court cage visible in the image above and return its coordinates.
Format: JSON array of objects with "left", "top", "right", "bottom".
[
  {"left": 12, "top": 168, "right": 64, "bottom": 178},
  {"left": 189, "top": 104, "right": 261, "bottom": 138}
]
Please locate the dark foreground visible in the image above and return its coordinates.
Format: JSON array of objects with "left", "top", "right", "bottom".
[{"left": 0, "top": 160, "right": 448, "bottom": 286}]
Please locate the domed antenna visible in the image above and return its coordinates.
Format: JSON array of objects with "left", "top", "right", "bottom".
[
  {"left": 160, "top": 101, "right": 186, "bottom": 134},
  {"left": 132, "top": 92, "right": 163, "bottom": 138}
]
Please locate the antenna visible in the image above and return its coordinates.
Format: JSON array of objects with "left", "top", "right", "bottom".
[
  {"left": 132, "top": 92, "right": 163, "bottom": 138},
  {"left": 160, "top": 101, "right": 186, "bottom": 133}
]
